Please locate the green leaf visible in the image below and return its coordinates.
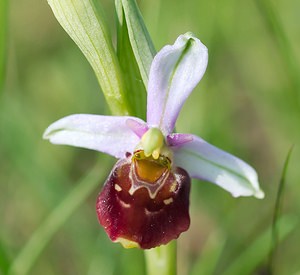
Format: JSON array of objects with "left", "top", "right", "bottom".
[
  {"left": 47, "top": 0, "right": 130, "bottom": 115},
  {"left": 120, "top": 0, "right": 156, "bottom": 87},
  {"left": 115, "top": 0, "right": 147, "bottom": 119},
  {"left": 0, "top": 0, "right": 8, "bottom": 93}
]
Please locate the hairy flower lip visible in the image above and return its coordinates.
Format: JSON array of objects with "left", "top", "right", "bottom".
[{"left": 96, "top": 158, "right": 191, "bottom": 249}]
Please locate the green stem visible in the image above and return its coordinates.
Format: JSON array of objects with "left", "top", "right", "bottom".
[{"left": 145, "top": 241, "right": 177, "bottom": 275}]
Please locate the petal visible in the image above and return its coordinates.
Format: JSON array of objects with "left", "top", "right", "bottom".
[
  {"left": 126, "top": 118, "right": 149, "bottom": 138},
  {"left": 147, "top": 33, "right": 208, "bottom": 135},
  {"left": 96, "top": 157, "right": 190, "bottom": 249},
  {"left": 170, "top": 134, "right": 264, "bottom": 199},
  {"left": 43, "top": 114, "right": 146, "bottom": 158},
  {"left": 167, "top": 133, "right": 193, "bottom": 146}
]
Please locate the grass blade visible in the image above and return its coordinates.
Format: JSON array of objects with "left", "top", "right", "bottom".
[
  {"left": 0, "top": 0, "right": 8, "bottom": 93},
  {"left": 222, "top": 146, "right": 295, "bottom": 275},
  {"left": 8, "top": 157, "right": 112, "bottom": 275},
  {"left": 267, "top": 145, "right": 294, "bottom": 273},
  {"left": 222, "top": 215, "right": 298, "bottom": 275}
]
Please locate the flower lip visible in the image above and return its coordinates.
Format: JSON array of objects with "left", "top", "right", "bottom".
[{"left": 96, "top": 158, "right": 191, "bottom": 249}]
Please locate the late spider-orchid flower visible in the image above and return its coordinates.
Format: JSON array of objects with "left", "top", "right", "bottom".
[{"left": 43, "top": 33, "right": 264, "bottom": 249}]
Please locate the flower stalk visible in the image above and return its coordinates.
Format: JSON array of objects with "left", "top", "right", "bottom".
[{"left": 145, "top": 242, "right": 177, "bottom": 275}]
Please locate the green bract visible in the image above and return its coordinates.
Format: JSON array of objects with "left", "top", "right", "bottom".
[
  {"left": 47, "top": 0, "right": 128, "bottom": 115},
  {"left": 47, "top": 0, "right": 156, "bottom": 117},
  {"left": 117, "top": 0, "right": 156, "bottom": 86}
]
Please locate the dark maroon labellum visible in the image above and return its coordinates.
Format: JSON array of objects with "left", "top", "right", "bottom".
[{"left": 96, "top": 151, "right": 191, "bottom": 249}]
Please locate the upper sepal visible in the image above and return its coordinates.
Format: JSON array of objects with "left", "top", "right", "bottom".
[{"left": 147, "top": 32, "right": 208, "bottom": 135}]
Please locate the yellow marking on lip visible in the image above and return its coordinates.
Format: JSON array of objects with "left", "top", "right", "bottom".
[
  {"left": 115, "top": 237, "right": 140, "bottom": 249},
  {"left": 114, "top": 184, "right": 122, "bottom": 192},
  {"left": 163, "top": 198, "right": 174, "bottom": 205},
  {"left": 169, "top": 182, "right": 177, "bottom": 193}
]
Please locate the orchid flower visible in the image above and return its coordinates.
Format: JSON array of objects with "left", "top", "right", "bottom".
[{"left": 43, "top": 33, "right": 264, "bottom": 249}]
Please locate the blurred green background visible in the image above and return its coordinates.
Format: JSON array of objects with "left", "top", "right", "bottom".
[{"left": 1, "top": 0, "right": 300, "bottom": 274}]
